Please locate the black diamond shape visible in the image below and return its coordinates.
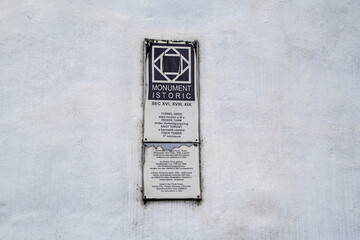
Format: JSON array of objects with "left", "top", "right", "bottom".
[
  {"left": 182, "top": 59, "right": 188, "bottom": 70},
  {"left": 155, "top": 59, "right": 161, "bottom": 69}
]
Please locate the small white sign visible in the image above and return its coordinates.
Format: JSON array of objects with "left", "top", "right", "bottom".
[
  {"left": 143, "top": 41, "right": 199, "bottom": 142},
  {"left": 143, "top": 144, "right": 201, "bottom": 199}
]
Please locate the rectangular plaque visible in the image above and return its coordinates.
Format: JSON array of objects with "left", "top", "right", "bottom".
[
  {"left": 142, "top": 39, "right": 201, "bottom": 200},
  {"left": 143, "top": 40, "right": 199, "bottom": 143},
  {"left": 143, "top": 143, "right": 201, "bottom": 199}
]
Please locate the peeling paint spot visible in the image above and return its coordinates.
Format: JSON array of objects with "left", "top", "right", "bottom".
[{"left": 144, "top": 142, "right": 196, "bottom": 151}]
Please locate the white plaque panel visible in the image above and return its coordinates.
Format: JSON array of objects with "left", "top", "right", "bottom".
[
  {"left": 143, "top": 143, "right": 201, "bottom": 199},
  {"left": 143, "top": 41, "right": 199, "bottom": 142}
]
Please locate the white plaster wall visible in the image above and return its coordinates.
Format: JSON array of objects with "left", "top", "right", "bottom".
[{"left": 1, "top": 0, "right": 360, "bottom": 239}]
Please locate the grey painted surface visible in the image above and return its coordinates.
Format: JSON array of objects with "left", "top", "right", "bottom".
[{"left": 1, "top": 0, "right": 360, "bottom": 239}]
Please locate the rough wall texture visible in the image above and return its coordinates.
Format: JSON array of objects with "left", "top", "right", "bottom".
[{"left": 1, "top": 0, "right": 360, "bottom": 239}]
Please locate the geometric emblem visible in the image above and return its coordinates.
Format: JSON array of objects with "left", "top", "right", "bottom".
[{"left": 152, "top": 46, "right": 191, "bottom": 84}]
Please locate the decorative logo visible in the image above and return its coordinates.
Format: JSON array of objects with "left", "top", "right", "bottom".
[
  {"left": 148, "top": 43, "right": 195, "bottom": 101},
  {"left": 152, "top": 46, "right": 191, "bottom": 84}
]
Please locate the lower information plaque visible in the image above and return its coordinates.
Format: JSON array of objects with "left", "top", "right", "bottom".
[{"left": 143, "top": 143, "right": 201, "bottom": 199}]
